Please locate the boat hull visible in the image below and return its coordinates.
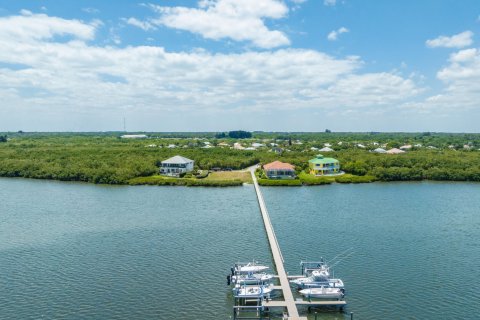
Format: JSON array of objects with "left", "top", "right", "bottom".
[
  {"left": 299, "top": 287, "right": 344, "bottom": 300},
  {"left": 233, "top": 285, "right": 273, "bottom": 298},
  {"left": 291, "top": 278, "right": 344, "bottom": 289},
  {"left": 232, "top": 274, "right": 274, "bottom": 285}
]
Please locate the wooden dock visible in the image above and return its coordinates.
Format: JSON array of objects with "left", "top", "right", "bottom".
[
  {"left": 250, "top": 169, "right": 308, "bottom": 320},
  {"left": 264, "top": 300, "right": 347, "bottom": 307}
]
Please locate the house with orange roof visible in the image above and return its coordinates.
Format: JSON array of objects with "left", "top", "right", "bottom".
[{"left": 263, "top": 161, "right": 296, "bottom": 179}]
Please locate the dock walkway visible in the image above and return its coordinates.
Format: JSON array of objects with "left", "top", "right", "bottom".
[{"left": 249, "top": 169, "right": 308, "bottom": 320}]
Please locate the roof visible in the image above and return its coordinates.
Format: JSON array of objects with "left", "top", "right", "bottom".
[
  {"left": 386, "top": 148, "right": 405, "bottom": 154},
  {"left": 264, "top": 161, "right": 295, "bottom": 170},
  {"left": 319, "top": 147, "right": 334, "bottom": 152},
  {"left": 309, "top": 154, "right": 339, "bottom": 164},
  {"left": 373, "top": 148, "right": 387, "bottom": 153},
  {"left": 162, "top": 155, "right": 194, "bottom": 164},
  {"left": 120, "top": 134, "right": 147, "bottom": 139}
]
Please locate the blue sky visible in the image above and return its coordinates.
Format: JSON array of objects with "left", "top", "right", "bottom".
[{"left": 0, "top": 0, "right": 479, "bottom": 132}]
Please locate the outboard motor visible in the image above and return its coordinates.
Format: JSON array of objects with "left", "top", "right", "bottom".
[
  {"left": 227, "top": 275, "right": 231, "bottom": 286},
  {"left": 231, "top": 267, "right": 234, "bottom": 276}
]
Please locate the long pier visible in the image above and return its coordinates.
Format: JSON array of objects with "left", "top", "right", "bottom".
[{"left": 249, "top": 168, "right": 308, "bottom": 320}]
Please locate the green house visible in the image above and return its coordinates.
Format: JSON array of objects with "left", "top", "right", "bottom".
[{"left": 308, "top": 154, "right": 340, "bottom": 176}]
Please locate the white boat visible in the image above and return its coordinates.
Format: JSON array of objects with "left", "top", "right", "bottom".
[
  {"left": 232, "top": 272, "right": 274, "bottom": 285},
  {"left": 290, "top": 268, "right": 344, "bottom": 289},
  {"left": 291, "top": 277, "right": 344, "bottom": 289},
  {"left": 299, "top": 286, "right": 345, "bottom": 299},
  {"left": 233, "top": 284, "right": 274, "bottom": 298},
  {"left": 234, "top": 262, "right": 269, "bottom": 274}
]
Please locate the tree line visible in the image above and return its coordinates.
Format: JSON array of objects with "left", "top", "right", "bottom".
[{"left": 0, "top": 134, "right": 479, "bottom": 184}]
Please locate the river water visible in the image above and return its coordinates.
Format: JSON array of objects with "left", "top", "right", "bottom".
[{"left": 0, "top": 178, "right": 479, "bottom": 319}]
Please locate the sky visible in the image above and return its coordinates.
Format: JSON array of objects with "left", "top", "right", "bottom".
[{"left": 0, "top": 0, "right": 479, "bottom": 132}]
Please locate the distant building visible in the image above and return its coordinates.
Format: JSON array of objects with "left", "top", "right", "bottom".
[
  {"left": 373, "top": 148, "right": 387, "bottom": 153},
  {"left": 263, "top": 161, "right": 295, "bottom": 179},
  {"left": 400, "top": 145, "right": 412, "bottom": 150},
  {"left": 319, "top": 147, "right": 334, "bottom": 152},
  {"left": 160, "top": 155, "right": 194, "bottom": 177},
  {"left": 386, "top": 148, "right": 406, "bottom": 154},
  {"left": 271, "top": 147, "right": 283, "bottom": 154},
  {"left": 233, "top": 142, "right": 245, "bottom": 150},
  {"left": 120, "top": 134, "right": 147, "bottom": 139},
  {"left": 308, "top": 154, "right": 340, "bottom": 176}
]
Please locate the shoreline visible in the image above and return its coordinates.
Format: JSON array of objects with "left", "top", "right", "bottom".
[{"left": 1, "top": 174, "right": 478, "bottom": 187}]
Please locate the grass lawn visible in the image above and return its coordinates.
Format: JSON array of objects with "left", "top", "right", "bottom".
[{"left": 205, "top": 171, "right": 252, "bottom": 183}]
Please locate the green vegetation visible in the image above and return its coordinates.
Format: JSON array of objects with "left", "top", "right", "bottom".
[
  {"left": 0, "top": 132, "right": 478, "bottom": 186},
  {"left": 334, "top": 174, "right": 377, "bottom": 183},
  {"left": 216, "top": 130, "right": 252, "bottom": 139},
  {"left": 297, "top": 172, "right": 334, "bottom": 185},
  {"left": 205, "top": 171, "right": 252, "bottom": 183},
  {"left": 128, "top": 175, "right": 243, "bottom": 187},
  {"left": 258, "top": 178, "right": 303, "bottom": 186}
]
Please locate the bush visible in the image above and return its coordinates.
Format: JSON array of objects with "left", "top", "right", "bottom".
[
  {"left": 335, "top": 174, "right": 376, "bottom": 183},
  {"left": 128, "top": 175, "right": 243, "bottom": 187},
  {"left": 195, "top": 170, "right": 209, "bottom": 179},
  {"left": 298, "top": 171, "right": 333, "bottom": 185},
  {"left": 258, "top": 179, "right": 302, "bottom": 186}
]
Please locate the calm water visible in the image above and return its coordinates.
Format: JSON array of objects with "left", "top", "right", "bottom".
[{"left": 0, "top": 179, "right": 479, "bottom": 319}]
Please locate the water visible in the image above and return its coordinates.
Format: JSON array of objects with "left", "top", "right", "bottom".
[
  {"left": 0, "top": 179, "right": 479, "bottom": 319},
  {"left": 263, "top": 182, "right": 480, "bottom": 319}
]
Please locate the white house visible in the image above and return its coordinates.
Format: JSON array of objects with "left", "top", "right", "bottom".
[
  {"left": 373, "top": 148, "right": 387, "bottom": 153},
  {"left": 160, "top": 155, "right": 194, "bottom": 177}
]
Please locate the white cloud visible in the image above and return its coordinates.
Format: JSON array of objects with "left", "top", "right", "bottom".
[
  {"left": 124, "top": 17, "right": 157, "bottom": 31},
  {"left": 426, "top": 30, "right": 474, "bottom": 48},
  {"left": 290, "top": 0, "right": 307, "bottom": 3},
  {"left": 324, "top": 0, "right": 337, "bottom": 6},
  {"left": 0, "top": 12, "right": 424, "bottom": 130},
  {"left": 327, "top": 27, "right": 349, "bottom": 41},
  {"left": 403, "top": 48, "right": 480, "bottom": 113},
  {"left": 145, "top": 0, "right": 290, "bottom": 48},
  {"left": 0, "top": 11, "right": 96, "bottom": 42}
]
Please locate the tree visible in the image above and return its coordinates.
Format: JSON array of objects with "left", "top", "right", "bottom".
[
  {"left": 228, "top": 130, "right": 252, "bottom": 139},
  {"left": 325, "top": 129, "right": 332, "bottom": 133},
  {"left": 0, "top": 135, "right": 7, "bottom": 143}
]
